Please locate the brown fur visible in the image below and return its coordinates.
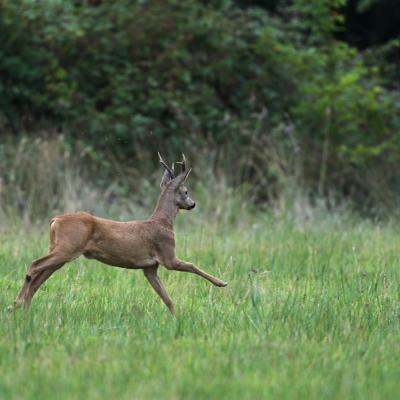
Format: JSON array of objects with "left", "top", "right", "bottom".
[{"left": 15, "top": 157, "right": 227, "bottom": 315}]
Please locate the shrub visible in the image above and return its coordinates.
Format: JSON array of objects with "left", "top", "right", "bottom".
[{"left": 0, "top": 0, "right": 399, "bottom": 213}]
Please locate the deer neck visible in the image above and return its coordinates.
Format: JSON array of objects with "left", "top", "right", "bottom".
[{"left": 150, "top": 189, "right": 179, "bottom": 228}]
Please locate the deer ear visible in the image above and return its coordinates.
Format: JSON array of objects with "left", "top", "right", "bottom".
[
  {"left": 172, "top": 168, "right": 192, "bottom": 188},
  {"left": 160, "top": 163, "right": 176, "bottom": 189},
  {"left": 160, "top": 169, "right": 172, "bottom": 188}
]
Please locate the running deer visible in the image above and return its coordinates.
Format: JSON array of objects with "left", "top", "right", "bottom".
[{"left": 15, "top": 154, "right": 227, "bottom": 315}]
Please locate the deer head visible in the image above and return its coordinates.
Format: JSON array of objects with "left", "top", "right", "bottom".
[{"left": 158, "top": 153, "right": 195, "bottom": 210}]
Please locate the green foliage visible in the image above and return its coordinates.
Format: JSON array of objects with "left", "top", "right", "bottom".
[
  {"left": 0, "top": 0, "right": 399, "bottom": 211},
  {"left": 0, "top": 0, "right": 270, "bottom": 147}
]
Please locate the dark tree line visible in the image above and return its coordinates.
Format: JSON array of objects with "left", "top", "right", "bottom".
[{"left": 0, "top": 0, "right": 399, "bottom": 212}]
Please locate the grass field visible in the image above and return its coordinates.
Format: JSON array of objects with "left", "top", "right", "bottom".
[{"left": 0, "top": 211, "right": 399, "bottom": 399}]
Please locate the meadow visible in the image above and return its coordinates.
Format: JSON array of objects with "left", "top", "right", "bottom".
[
  {"left": 0, "top": 204, "right": 399, "bottom": 400},
  {"left": 2, "top": 0, "right": 400, "bottom": 397}
]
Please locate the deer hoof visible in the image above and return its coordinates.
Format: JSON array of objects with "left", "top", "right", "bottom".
[
  {"left": 217, "top": 280, "right": 228, "bottom": 287},
  {"left": 14, "top": 299, "right": 23, "bottom": 309}
]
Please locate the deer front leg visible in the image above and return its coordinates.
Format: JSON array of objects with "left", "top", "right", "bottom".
[
  {"left": 164, "top": 258, "right": 227, "bottom": 287},
  {"left": 143, "top": 266, "right": 175, "bottom": 316}
]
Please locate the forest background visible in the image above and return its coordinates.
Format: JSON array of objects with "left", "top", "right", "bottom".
[{"left": 1, "top": 0, "right": 399, "bottom": 222}]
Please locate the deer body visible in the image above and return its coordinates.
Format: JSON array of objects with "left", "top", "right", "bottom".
[
  {"left": 15, "top": 155, "right": 227, "bottom": 314},
  {"left": 55, "top": 213, "right": 165, "bottom": 269}
]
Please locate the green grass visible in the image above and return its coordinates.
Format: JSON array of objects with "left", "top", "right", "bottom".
[{"left": 0, "top": 214, "right": 399, "bottom": 399}]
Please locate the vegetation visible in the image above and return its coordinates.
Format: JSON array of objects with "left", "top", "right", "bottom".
[
  {"left": 0, "top": 2, "right": 399, "bottom": 398},
  {"left": 1, "top": 0, "right": 399, "bottom": 214},
  {"left": 1, "top": 209, "right": 400, "bottom": 399}
]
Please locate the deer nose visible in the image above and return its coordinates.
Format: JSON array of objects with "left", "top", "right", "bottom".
[{"left": 189, "top": 202, "right": 196, "bottom": 209}]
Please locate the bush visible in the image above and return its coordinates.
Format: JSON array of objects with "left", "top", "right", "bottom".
[{"left": 0, "top": 0, "right": 399, "bottom": 213}]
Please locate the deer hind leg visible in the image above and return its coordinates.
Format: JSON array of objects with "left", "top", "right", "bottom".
[
  {"left": 15, "top": 220, "right": 59, "bottom": 306},
  {"left": 143, "top": 266, "right": 175, "bottom": 316},
  {"left": 15, "top": 253, "right": 55, "bottom": 306},
  {"left": 15, "top": 250, "right": 77, "bottom": 308},
  {"left": 15, "top": 217, "right": 92, "bottom": 309},
  {"left": 22, "top": 261, "right": 66, "bottom": 309},
  {"left": 164, "top": 258, "right": 227, "bottom": 287}
]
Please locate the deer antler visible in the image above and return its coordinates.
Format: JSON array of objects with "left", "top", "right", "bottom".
[
  {"left": 158, "top": 152, "right": 174, "bottom": 178},
  {"left": 176, "top": 153, "right": 186, "bottom": 173}
]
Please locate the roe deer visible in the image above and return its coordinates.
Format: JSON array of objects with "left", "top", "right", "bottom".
[{"left": 15, "top": 154, "right": 227, "bottom": 315}]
